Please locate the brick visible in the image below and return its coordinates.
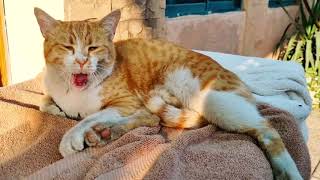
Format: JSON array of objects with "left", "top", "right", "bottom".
[
  {"left": 146, "top": 0, "right": 165, "bottom": 18},
  {"left": 112, "top": 0, "right": 146, "bottom": 10},
  {"left": 132, "top": 26, "right": 152, "bottom": 39},
  {"left": 115, "top": 21, "right": 129, "bottom": 40},
  {"left": 65, "top": 0, "right": 164, "bottom": 40},
  {"left": 118, "top": 4, "right": 145, "bottom": 21},
  {"left": 65, "top": 0, "right": 111, "bottom": 20},
  {"left": 128, "top": 20, "right": 144, "bottom": 35}
]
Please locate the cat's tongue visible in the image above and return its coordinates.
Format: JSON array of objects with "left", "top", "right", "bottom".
[{"left": 72, "top": 73, "right": 88, "bottom": 88}]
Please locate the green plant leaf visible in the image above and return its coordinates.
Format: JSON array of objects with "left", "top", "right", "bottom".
[
  {"left": 280, "top": 1, "right": 306, "bottom": 34},
  {"left": 302, "top": 0, "right": 320, "bottom": 29},
  {"left": 315, "top": 31, "right": 320, "bottom": 70},
  {"left": 283, "top": 34, "right": 297, "bottom": 60},
  {"left": 292, "top": 40, "right": 305, "bottom": 63},
  {"left": 311, "top": 25, "right": 317, "bottom": 35},
  {"left": 274, "top": 0, "right": 320, "bottom": 108},
  {"left": 273, "top": 23, "right": 293, "bottom": 59},
  {"left": 306, "top": 40, "right": 315, "bottom": 69},
  {"left": 313, "top": 0, "right": 320, "bottom": 28},
  {"left": 300, "top": 0, "right": 309, "bottom": 36}
]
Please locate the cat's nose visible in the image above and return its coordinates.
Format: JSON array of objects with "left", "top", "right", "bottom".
[{"left": 75, "top": 59, "right": 89, "bottom": 70}]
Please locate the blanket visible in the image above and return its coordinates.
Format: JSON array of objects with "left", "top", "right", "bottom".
[
  {"left": 0, "top": 75, "right": 311, "bottom": 179},
  {"left": 196, "top": 51, "right": 313, "bottom": 141}
]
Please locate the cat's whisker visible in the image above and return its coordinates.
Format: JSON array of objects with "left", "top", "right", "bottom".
[
  {"left": 94, "top": 74, "right": 99, "bottom": 85},
  {"left": 96, "top": 64, "right": 106, "bottom": 68},
  {"left": 95, "top": 68, "right": 105, "bottom": 72},
  {"left": 59, "top": 71, "right": 70, "bottom": 89},
  {"left": 54, "top": 65, "right": 72, "bottom": 90},
  {"left": 94, "top": 71, "right": 102, "bottom": 81},
  {"left": 97, "top": 66, "right": 108, "bottom": 71},
  {"left": 93, "top": 71, "right": 103, "bottom": 85},
  {"left": 91, "top": 72, "right": 101, "bottom": 86},
  {"left": 97, "top": 64, "right": 109, "bottom": 69},
  {"left": 96, "top": 68, "right": 107, "bottom": 71},
  {"left": 97, "top": 65, "right": 109, "bottom": 69}
]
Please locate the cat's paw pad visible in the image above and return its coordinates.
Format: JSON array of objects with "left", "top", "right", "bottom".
[
  {"left": 84, "top": 123, "right": 126, "bottom": 147},
  {"left": 84, "top": 124, "right": 111, "bottom": 147},
  {"left": 40, "top": 104, "right": 66, "bottom": 117}
]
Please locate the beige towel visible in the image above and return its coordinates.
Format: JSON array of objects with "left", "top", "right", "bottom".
[{"left": 0, "top": 77, "right": 311, "bottom": 179}]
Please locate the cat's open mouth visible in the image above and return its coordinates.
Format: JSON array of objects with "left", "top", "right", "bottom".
[{"left": 72, "top": 73, "right": 89, "bottom": 89}]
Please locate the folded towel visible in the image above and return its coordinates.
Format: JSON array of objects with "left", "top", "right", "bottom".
[
  {"left": 0, "top": 77, "right": 311, "bottom": 179},
  {"left": 26, "top": 104, "right": 311, "bottom": 180},
  {"left": 195, "top": 50, "right": 312, "bottom": 141}
]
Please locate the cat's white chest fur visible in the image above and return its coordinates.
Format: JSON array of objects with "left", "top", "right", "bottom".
[
  {"left": 44, "top": 69, "right": 102, "bottom": 119},
  {"left": 55, "top": 87, "right": 102, "bottom": 118}
]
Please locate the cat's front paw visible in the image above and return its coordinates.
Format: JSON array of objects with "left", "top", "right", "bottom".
[
  {"left": 40, "top": 103, "right": 66, "bottom": 117},
  {"left": 59, "top": 122, "right": 125, "bottom": 157},
  {"left": 59, "top": 124, "right": 90, "bottom": 157}
]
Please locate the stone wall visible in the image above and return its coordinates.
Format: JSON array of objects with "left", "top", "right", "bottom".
[
  {"left": 64, "top": 0, "right": 166, "bottom": 41},
  {"left": 241, "top": 0, "right": 298, "bottom": 57},
  {"left": 166, "top": 11, "right": 246, "bottom": 54},
  {"left": 166, "top": 0, "right": 299, "bottom": 58},
  {"left": 64, "top": 0, "right": 300, "bottom": 58}
]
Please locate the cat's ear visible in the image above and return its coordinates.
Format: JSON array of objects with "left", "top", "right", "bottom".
[
  {"left": 100, "top": 10, "right": 121, "bottom": 40},
  {"left": 34, "top": 7, "right": 59, "bottom": 38}
]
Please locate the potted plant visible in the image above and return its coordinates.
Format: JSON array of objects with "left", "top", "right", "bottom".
[{"left": 274, "top": 0, "right": 320, "bottom": 108}]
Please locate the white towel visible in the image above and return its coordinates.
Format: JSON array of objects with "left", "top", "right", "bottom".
[{"left": 195, "top": 50, "right": 312, "bottom": 141}]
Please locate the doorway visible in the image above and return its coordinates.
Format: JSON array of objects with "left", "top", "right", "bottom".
[{"left": 0, "top": 0, "right": 9, "bottom": 86}]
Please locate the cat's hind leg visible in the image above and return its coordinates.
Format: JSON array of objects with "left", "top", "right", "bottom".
[
  {"left": 144, "top": 95, "right": 207, "bottom": 128},
  {"left": 201, "top": 90, "right": 302, "bottom": 180},
  {"left": 142, "top": 88, "right": 207, "bottom": 129}
]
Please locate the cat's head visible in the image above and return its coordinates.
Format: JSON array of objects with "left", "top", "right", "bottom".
[{"left": 34, "top": 8, "right": 120, "bottom": 90}]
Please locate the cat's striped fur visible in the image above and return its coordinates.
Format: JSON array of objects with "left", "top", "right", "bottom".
[{"left": 34, "top": 8, "right": 302, "bottom": 179}]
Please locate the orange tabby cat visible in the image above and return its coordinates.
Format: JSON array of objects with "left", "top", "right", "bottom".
[{"left": 34, "top": 8, "right": 302, "bottom": 179}]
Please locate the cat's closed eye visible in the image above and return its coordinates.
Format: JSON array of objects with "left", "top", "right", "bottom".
[
  {"left": 88, "top": 46, "right": 99, "bottom": 52},
  {"left": 62, "top": 45, "right": 74, "bottom": 52}
]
